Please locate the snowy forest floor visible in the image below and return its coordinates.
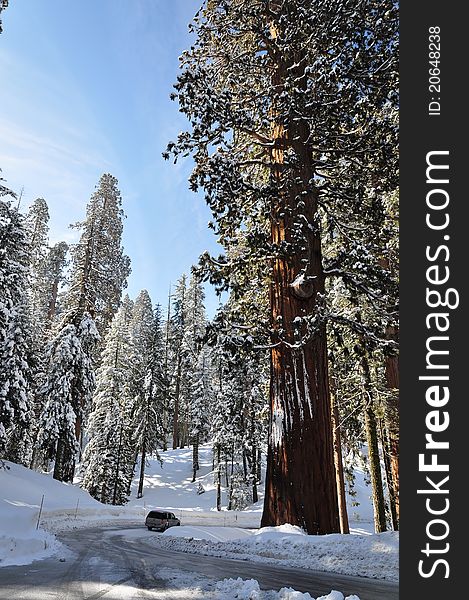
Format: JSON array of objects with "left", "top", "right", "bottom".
[{"left": 1, "top": 444, "right": 398, "bottom": 597}]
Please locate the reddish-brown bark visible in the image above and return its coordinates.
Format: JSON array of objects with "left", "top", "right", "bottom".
[{"left": 261, "top": 22, "right": 339, "bottom": 532}]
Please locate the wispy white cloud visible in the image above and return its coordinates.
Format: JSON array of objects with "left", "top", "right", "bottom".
[{"left": 0, "top": 116, "right": 117, "bottom": 246}]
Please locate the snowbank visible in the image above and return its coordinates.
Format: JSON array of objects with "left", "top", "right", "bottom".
[
  {"left": 0, "top": 463, "right": 65, "bottom": 565},
  {"left": 0, "top": 460, "right": 126, "bottom": 565},
  {"left": 156, "top": 524, "right": 399, "bottom": 581},
  {"left": 0, "top": 499, "right": 61, "bottom": 566}
]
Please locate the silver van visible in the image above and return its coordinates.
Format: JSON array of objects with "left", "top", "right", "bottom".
[{"left": 145, "top": 510, "right": 181, "bottom": 532}]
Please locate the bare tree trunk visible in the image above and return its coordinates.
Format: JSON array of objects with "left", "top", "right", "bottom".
[
  {"left": 112, "top": 425, "right": 124, "bottom": 506},
  {"left": 53, "top": 437, "right": 74, "bottom": 483},
  {"left": 172, "top": 355, "right": 181, "bottom": 449},
  {"left": 330, "top": 378, "right": 350, "bottom": 534},
  {"left": 361, "top": 355, "right": 387, "bottom": 533},
  {"left": 224, "top": 453, "right": 229, "bottom": 488},
  {"left": 378, "top": 256, "right": 399, "bottom": 528},
  {"left": 47, "top": 277, "right": 59, "bottom": 326},
  {"left": 137, "top": 441, "right": 146, "bottom": 499},
  {"left": 256, "top": 447, "right": 262, "bottom": 484},
  {"left": 384, "top": 325, "right": 399, "bottom": 528},
  {"left": 192, "top": 433, "right": 199, "bottom": 483},
  {"left": 216, "top": 444, "right": 222, "bottom": 511},
  {"left": 251, "top": 445, "right": 259, "bottom": 504},
  {"left": 379, "top": 418, "right": 399, "bottom": 531},
  {"left": 228, "top": 477, "right": 233, "bottom": 511},
  {"left": 179, "top": 418, "right": 188, "bottom": 449}
]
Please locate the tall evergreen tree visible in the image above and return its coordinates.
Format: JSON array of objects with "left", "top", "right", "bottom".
[
  {"left": 209, "top": 335, "right": 268, "bottom": 510},
  {"left": 24, "top": 198, "right": 53, "bottom": 334},
  {"left": 48, "top": 174, "right": 131, "bottom": 477},
  {"left": 167, "top": 0, "right": 397, "bottom": 534},
  {"left": 36, "top": 313, "right": 99, "bottom": 481},
  {"left": 25, "top": 198, "right": 49, "bottom": 267},
  {"left": 0, "top": 197, "right": 35, "bottom": 464},
  {"left": 66, "top": 173, "right": 131, "bottom": 337},
  {"left": 81, "top": 297, "right": 135, "bottom": 504},
  {"left": 24, "top": 199, "right": 69, "bottom": 332},
  {"left": 168, "top": 274, "right": 190, "bottom": 449},
  {"left": 1, "top": 303, "right": 36, "bottom": 465},
  {"left": 185, "top": 273, "right": 211, "bottom": 476},
  {"left": 41, "top": 241, "right": 69, "bottom": 329},
  {"left": 130, "top": 292, "right": 166, "bottom": 498}
]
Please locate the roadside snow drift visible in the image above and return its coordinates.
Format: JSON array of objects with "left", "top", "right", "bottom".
[{"left": 156, "top": 524, "right": 399, "bottom": 581}]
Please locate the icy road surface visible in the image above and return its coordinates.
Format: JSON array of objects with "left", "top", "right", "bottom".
[{"left": 0, "top": 525, "right": 398, "bottom": 600}]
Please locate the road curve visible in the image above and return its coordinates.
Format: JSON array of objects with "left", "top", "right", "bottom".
[{"left": 0, "top": 525, "right": 398, "bottom": 600}]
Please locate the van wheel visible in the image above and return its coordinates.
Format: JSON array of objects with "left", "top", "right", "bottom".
[{"left": 147, "top": 527, "right": 153, "bottom": 531}]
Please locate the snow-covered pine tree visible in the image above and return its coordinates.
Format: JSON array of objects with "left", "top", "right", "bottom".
[
  {"left": 166, "top": 272, "right": 212, "bottom": 464},
  {"left": 1, "top": 303, "right": 36, "bottom": 466},
  {"left": 168, "top": 274, "right": 191, "bottom": 449},
  {"left": 23, "top": 200, "right": 72, "bottom": 470},
  {"left": 36, "top": 313, "right": 99, "bottom": 481},
  {"left": 24, "top": 199, "right": 69, "bottom": 332},
  {"left": 81, "top": 296, "right": 135, "bottom": 504},
  {"left": 41, "top": 241, "right": 69, "bottom": 329},
  {"left": 129, "top": 292, "right": 166, "bottom": 498},
  {"left": 323, "top": 167, "right": 399, "bottom": 534},
  {"left": 25, "top": 198, "right": 50, "bottom": 331},
  {"left": 184, "top": 273, "right": 211, "bottom": 479},
  {"left": 0, "top": 196, "right": 35, "bottom": 465},
  {"left": 189, "top": 348, "right": 211, "bottom": 482},
  {"left": 209, "top": 319, "right": 268, "bottom": 510},
  {"left": 65, "top": 173, "right": 131, "bottom": 338},
  {"left": 167, "top": 0, "right": 397, "bottom": 534},
  {"left": 327, "top": 288, "right": 395, "bottom": 533},
  {"left": 49, "top": 174, "right": 131, "bottom": 477}
]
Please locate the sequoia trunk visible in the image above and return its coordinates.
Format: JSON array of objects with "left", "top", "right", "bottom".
[{"left": 261, "top": 18, "right": 339, "bottom": 532}]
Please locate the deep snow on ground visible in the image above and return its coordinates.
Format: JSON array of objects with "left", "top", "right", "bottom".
[{"left": 0, "top": 443, "right": 393, "bottom": 590}]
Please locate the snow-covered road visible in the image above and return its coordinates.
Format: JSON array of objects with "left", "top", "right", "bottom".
[{"left": 0, "top": 525, "right": 398, "bottom": 600}]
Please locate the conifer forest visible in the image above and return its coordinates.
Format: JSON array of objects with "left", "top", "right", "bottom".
[{"left": 0, "top": 1, "right": 398, "bottom": 537}]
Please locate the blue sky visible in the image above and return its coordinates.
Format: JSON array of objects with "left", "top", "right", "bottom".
[{"left": 0, "top": 0, "right": 222, "bottom": 316}]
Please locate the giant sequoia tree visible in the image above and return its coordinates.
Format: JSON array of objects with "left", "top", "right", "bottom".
[{"left": 167, "top": 0, "right": 397, "bottom": 533}]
